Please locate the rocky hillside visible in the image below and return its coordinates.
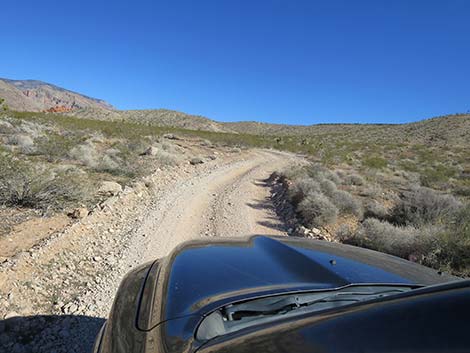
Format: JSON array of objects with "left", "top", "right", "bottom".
[
  {"left": 68, "top": 107, "right": 470, "bottom": 146},
  {"left": 1, "top": 77, "right": 468, "bottom": 145},
  {"left": 67, "top": 108, "right": 235, "bottom": 133},
  {"left": 0, "top": 78, "right": 114, "bottom": 112}
]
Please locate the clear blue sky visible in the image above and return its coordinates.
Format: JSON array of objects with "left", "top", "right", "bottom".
[{"left": 1, "top": 0, "right": 469, "bottom": 124}]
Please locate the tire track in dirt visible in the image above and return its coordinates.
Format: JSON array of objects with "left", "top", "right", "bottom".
[{"left": 139, "top": 150, "right": 296, "bottom": 262}]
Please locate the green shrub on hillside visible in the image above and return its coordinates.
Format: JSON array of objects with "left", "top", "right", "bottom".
[{"left": 363, "top": 156, "right": 388, "bottom": 169}]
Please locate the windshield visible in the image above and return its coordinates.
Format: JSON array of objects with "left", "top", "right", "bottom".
[{"left": 196, "top": 285, "right": 415, "bottom": 341}]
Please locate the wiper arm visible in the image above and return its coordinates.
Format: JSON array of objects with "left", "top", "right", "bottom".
[
  {"left": 226, "top": 296, "right": 302, "bottom": 320},
  {"left": 226, "top": 288, "right": 410, "bottom": 320},
  {"left": 198, "top": 285, "right": 415, "bottom": 341}
]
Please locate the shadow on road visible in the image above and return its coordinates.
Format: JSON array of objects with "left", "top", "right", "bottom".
[
  {"left": 0, "top": 314, "right": 104, "bottom": 353},
  {"left": 246, "top": 177, "right": 287, "bottom": 233}
]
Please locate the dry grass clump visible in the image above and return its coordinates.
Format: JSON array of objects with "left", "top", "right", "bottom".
[{"left": 0, "top": 155, "right": 93, "bottom": 213}]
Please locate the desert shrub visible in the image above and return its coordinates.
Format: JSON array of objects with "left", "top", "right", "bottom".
[
  {"left": 331, "top": 189, "right": 363, "bottom": 218},
  {"left": 421, "top": 205, "right": 470, "bottom": 276},
  {"left": 342, "top": 206, "right": 470, "bottom": 276},
  {"left": 279, "top": 166, "right": 308, "bottom": 181},
  {"left": 19, "top": 120, "right": 47, "bottom": 138},
  {"left": 156, "top": 150, "right": 182, "bottom": 166},
  {"left": 399, "top": 160, "right": 419, "bottom": 173},
  {"left": 7, "top": 134, "right": 35, "bottom": 153},
  {"left": 287, "top": 178, "right": 321, "bottom": 206},
  {"left": 319, "top": 179, "right": 337, "bottom": 197},
  {"left": 420, "top": 164, "right": 458, "bottom": 187},
  {"left": 358, "top": 183, "right": 383, "bottom": 197},
  {"left": 123, "top": 140, "right": 148, "bottom": 155},
  {"left": 98, "top": 154, "right": 121, "bottom": 172},
  {"left": 454, "top": 184, "right": 470, "bottom": 197},
  {"left": 390, "top": 187, "right": 462, "bottom": 226},
  {"left": 200, "top": 139, "right": 213, "bottom": 147},
  {"left": 307, "top": 164, "right": 341, "bottom": 184},
  {"left": 69, "top": 141, "right": 99, "bottom": 167},
  {"left": 0, "top": 119, "right": 16, "bottom": 134},
  {"left": 342, "top": 173, "right": 365, "bottom": 186},
  {"left": 36, "top": 133, "right": 80, "bottom": 161},
  {"left": 363, "top": 156, "right": 388, "bottom": 169},
  {"left": 159, "top": 141, "right": 183, "bottom": 155},
  {"left": 0, "top": 156, "right": 92, "bottom": 211},
  {"left": 343, "top": 218, "right": 435, "bottom": 259},
  {"left": 364, "top": 200, "right": 389, "bottom": 220},
  {"left": 297, "top": 192, "right": 338, "bottom": 227}
]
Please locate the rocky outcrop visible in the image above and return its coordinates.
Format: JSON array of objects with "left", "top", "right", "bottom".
[
  {"left": 98, "top": 181, "right": 122, "bottom": 196},
  {"left": 45, "top": 106, "right": 74, "bottom": 113},
  {"left": 0, "top": 78, "right": 114, "bottom": 112}
]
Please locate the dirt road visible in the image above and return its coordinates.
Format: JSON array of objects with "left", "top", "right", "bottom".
[
  {"left": 0, "top": 149, "right": 300, "bottom": 353},
  {"left": 140, "top": 149, "right": 291, "bottom": 262}
]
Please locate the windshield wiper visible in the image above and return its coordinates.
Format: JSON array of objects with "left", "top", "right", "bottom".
[
  {"left": 197, "top": 285, "right": 415, "bottom": 341},
  {"left": 226, "top": 288, "right": 407, "bottom": 320}
]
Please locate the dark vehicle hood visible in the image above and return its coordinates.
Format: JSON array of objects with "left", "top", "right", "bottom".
[
  {"left": 97, "top": 236, "right": 466, "bottom": 353},
  {"left": 159, "top": 235, "right": 455, "bottom": 322}
]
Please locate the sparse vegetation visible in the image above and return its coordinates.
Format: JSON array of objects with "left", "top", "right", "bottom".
[
  {"left": 363, "top": 156, "right": 388, "bottom": 169},
  {"left": 278, "top": 158, "right": 469, "bottom": 276},
  {"left": 0, "top": 154, "right": 92, "bottom": 212},
  {"left": 389, "top": 187, "right": 462, "bottom": 226},
  {"left": 0, "top": 97, "right": 8, "bottom": 111},
  {"left": 0, "top": 108, "right": 468, "bottom": 276},
  {"left": 0, "top": 111, "right": 191, "bottom": 213}
]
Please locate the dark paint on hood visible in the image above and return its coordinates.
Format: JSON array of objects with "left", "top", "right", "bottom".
[{"left": 163, "top": 236, "right": 453, "bottom": 320}]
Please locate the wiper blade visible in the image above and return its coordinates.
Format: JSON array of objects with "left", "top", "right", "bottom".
[
  {"left": 226, "top": 296, "right": 301, "bottom": 320},
  {"left": 226, "top": 287, "right": 411, "bottom": 320},
  {"left": 198, "top": 285, "right": 415, "bottom": 341}
]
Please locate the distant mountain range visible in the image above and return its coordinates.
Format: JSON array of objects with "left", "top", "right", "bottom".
[
  {"left": 1, "top": 78, "right": 469, "bottom": 146},
  {"left": 0, "top": 78, "right": 114, "bottom": 112}
]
